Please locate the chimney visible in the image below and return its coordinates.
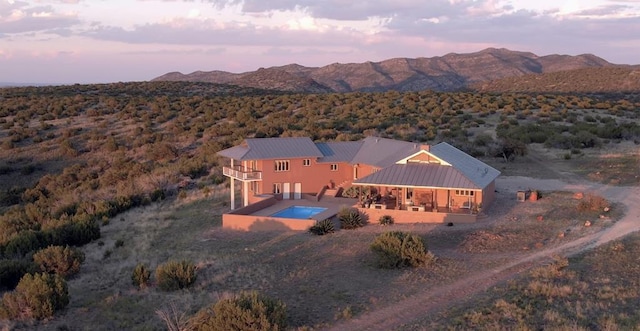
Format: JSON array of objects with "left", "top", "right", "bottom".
[{"left": 421, "top": 144, "right": 430, "bottom": 151}]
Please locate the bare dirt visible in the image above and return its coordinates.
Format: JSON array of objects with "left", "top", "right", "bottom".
[{"left": 325, "top": 176, "right": 640, "bottom": 331}]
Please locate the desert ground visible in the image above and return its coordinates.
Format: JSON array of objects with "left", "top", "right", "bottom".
[{"left": 6, "top": 142, "right": 637, "bottom": 331}]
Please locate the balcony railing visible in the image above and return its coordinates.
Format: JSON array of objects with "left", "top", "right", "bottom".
[{"left": 223, "top": 166, "right": 262, "bottom": 181}]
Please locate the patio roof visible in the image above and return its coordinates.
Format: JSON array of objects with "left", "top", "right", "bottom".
[
  {"left": 430, "top": 142, "right": 501, "bottom": 189},
  {"left": 352, "top": 163, "right": 479, "bottom": 189}
]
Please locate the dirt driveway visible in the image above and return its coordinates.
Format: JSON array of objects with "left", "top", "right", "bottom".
[{"left": 326, "top": 176, "right": 640, "bottom": 331}]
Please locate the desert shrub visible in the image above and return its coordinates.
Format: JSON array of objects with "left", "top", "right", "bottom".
[
  {"left": 150, "top": 188, "right": 166, "bottom": 202},
  {"left": 1, "top": 230, "right": 48, "bottom": 258},
  {"left": 342, "top": 186, "right": 372, "bottom": 199},
  {"left": 378, "top": 215, "right": 394, "bottom": 226},
  {"left": 131, "top": 263, "right": 151, "bottom": 289},
  {"left": 32, "top": 245, "right": 85, "bottom": 278},
  {"left": 47, "top": 219, "right": 100, "bottom": 247},
  {"left": 0, "top": 272, "right": 69, "bottom": 320},
  {"left": 0, "top": 259, "right": 38, "bottom": 290},
  {"left": 190, "top": 291, "right": 287, "bottom": 331},
  {"left": 338, "top": 207, "right": 365, "bottom": 230},
  {"left": 577, "top": 195, "right": 610, "bottom": 212},
  {"left": 308, "top": 219, "right": 335, "bottom": 235},
  {"left": 114, "top": 239, "right": 124, "bottom": 248},
  {"left": 155, "top": 260, "right": 197, "bottom": 291},
  {"left": 370, "top": 231, "right": 435, "bottom": 269}
]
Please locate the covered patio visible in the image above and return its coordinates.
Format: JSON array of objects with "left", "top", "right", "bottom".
[{"left": 351, "top": 162, "right": 487, "bottom": 224}]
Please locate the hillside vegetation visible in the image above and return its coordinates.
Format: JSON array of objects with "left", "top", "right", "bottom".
[
  {"left": 0, "top": 81, "right": 639, "bottom": 328},
  {"left": 475, "top": 66, "right": 640, "bottom": 93}
]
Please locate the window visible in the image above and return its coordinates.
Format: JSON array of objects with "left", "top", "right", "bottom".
[
  {"left": 273, "top": 183, "right": 281, "bottom": 194},
  {"left": 250, "top": 181, "right": 259, "bottom": 193},
  {"left": 330, "top": 164, "right": 338, "bottom": 171},
  {"left": 274, "top": 160, "right": 290, "bottom": 172},
  {"left": 455, "top": 189, "right": 475, "bottom": 196},
  {"left": 303, "top": 159, "right": 311, "bottom": 166}
]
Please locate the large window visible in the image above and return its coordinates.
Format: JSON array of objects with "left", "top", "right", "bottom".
[
  {"left": 303, "top": 159, "right": 311, "bottom": 166},
  {"left": 274, "top": 160, "right": 290, "bottom": 172},
  {"left": 455, "top": 189, "right": 475, "bottom": 196},
  {"left": 330, "top": 164, "right": 338, "bottom": 171},
  {"left": 273, "top": 183, "right": 281, "bottom": 194}
]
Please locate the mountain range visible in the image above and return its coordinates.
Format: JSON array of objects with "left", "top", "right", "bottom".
[{"left": 152, "top": 48, "right": 629, "bottom": 93}]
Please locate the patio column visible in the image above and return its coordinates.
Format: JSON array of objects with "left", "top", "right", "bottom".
[
  {"left": 243, "top": 161, "right": 249, "bottom": 207},
  {"left": 230, "top": 159, "right": 235, "bottom": 210}
]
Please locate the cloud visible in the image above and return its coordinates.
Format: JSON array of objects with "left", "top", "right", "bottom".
[
  {"left": 83, "top": 17, "right": 367, "bottom": 48},
  {"left": 0, "top": 2, "right": 80, "bottom": 35}
]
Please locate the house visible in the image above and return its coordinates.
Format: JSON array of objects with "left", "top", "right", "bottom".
[{"left": 217, "top": 136, "right": 500, "bottom": 230}]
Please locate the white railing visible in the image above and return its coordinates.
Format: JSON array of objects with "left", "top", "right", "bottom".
[{"left": 223, "top": 166, "right": 262, "bottom": 181}]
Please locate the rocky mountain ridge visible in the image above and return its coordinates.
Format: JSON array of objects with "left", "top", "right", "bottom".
[{"left": 152, "top": 48, "right": 618, "bottom": 93}]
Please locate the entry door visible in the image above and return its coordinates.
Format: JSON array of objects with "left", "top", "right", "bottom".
[
  {"left": 283, "top": 183, "right": 291, "bottom": 199},
  {"left": 294, "top": 183, "right": 302, "bottom": 199}
]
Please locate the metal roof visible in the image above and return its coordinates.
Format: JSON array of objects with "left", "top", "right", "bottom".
[
  {"left": 351, "top": 137, "right": 422, "bottom": 168},
  {"left": 217, "top": 137, "right": 323, "bottom": 160},
  {"left": 429, "top": 142, "right": 501, "bottom": 189},
  {"left": 316, "top": 141, "right": 363, "bottom": 163},
  {"left": 353, "top": 163, "right": 478, "bottom": 189}
]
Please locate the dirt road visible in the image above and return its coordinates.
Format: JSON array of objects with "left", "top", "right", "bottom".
[{"left": 326, "top": 176, "right": 640, "bottom": 331}]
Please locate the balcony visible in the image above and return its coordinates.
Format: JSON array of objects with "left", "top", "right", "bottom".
[{"left": 223, "top": 166, "right": 262, "bottom": 181}]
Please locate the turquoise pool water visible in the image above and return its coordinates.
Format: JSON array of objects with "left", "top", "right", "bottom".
[{"left": 270, "top": 206, "right": 327, "bottom": 219}]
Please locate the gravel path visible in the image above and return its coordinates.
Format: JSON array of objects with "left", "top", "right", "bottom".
[{"left": 325, "top": 176, "right": 640, "bottom": 331}]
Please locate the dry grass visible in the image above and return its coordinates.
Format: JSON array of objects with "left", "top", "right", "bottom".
[
  {"left": 402, "top": 233, "right": 640, "bottom": 330},
  {"left": 19, "top": 188, "right": 620, "bottom": 330}
]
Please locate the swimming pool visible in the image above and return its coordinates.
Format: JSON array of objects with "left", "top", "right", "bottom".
[{"left": 270, "top": 206, "right": 327, "bottom": 219}]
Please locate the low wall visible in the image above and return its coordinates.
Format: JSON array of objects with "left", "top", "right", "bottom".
[
  {"left": 224, "top": 196, "right": 319, "bottom": 231},
  {"left": 223, "top": 214, "right": 316, "bottom": 231},
  {"left": 228, "top": 196, "right": 277, "bottom": 215},
  {"left": 359, "top": 208, "right": 476, "bottom": 224}
]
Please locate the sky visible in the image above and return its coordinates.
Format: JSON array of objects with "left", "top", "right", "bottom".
[{"left": 1, "top": 0, "right": 639, "bottom": 84}]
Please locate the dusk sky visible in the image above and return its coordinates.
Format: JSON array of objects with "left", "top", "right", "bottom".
[{"left": 1, "top": 0, "right": 639, "bottom": 84}]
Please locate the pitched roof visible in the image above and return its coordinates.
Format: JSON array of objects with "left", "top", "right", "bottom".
[
  {"left": 217, "top": 137, "right": 323, "bottom": 160},
  {"left": 429, "top": 142, "right": 501, "bottom": 189},
  {"left": 316, "top": 141, "right": 363, "bottom": 163},
  {"left": 353, "top": 163, "right": 478, "bottom": 189},
  {"left": 351, "top": 137, "right": 422, "bottom": 168}
]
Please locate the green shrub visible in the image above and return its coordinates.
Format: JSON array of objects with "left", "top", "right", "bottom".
[
  {"left": 338, "top": 207, "right": 365, "bottom": 230},
  {"left": 0, "top": 272, "right": 69, "bottom": 320},
  {"left": 32, "top": 245, "right": 85, "bottom": 278},
  {"left": 378, "top": 215, "right": 394, "bottom": 226},
  {"left": 150, "top": 189, "right": 166, "bottom": 202},
  {"left": 155, "top": 260, "right": 197, "bottom": 291},
  {"left": 370, "top": 231, "right": 435, "bottom": 269},
  {"left": 131, "top": 263, "right": 151, "bottom": 289},
  {"left": 0, "top": 259, "right": 38, "bottom": 290},
  {"left": 309, "top": 219, "right": 335, "bottom": 235},
  {"left": 190, "top": 291, "right": 287, "bottom": 331}
]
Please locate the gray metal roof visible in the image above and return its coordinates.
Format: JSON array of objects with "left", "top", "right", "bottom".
[
  {"left": 353, "top": 163, "right": 479, "bottom": 189},
  {"left": 430, "top": 142, "right": 501, "bottom": 189},
  {"left": 316, "top": 141, "right": 363, "bottom": 163},
  {"left": 351, "top": 137, "right": 422, "bottom": 168},
  {"left": 217, "top": 137, "right": 323, "bottom": 160}
]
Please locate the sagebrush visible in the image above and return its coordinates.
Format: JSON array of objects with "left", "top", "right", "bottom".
[
  {"left": 189, "top": 291, "right": 287, "bottom": 331},
  {"left": 370, "top": 231, "right": 435, "bottom": 268},
  {"left": 155, "top": 260, "right": 197, "bottom": 291}
]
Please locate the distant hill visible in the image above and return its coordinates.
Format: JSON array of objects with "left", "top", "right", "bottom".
[
  {"left": 473, "top": 66, "right": 640, "bottom": 93},
  {"left": 152, "top": 48, "right": 618, "bottom": 93}
]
